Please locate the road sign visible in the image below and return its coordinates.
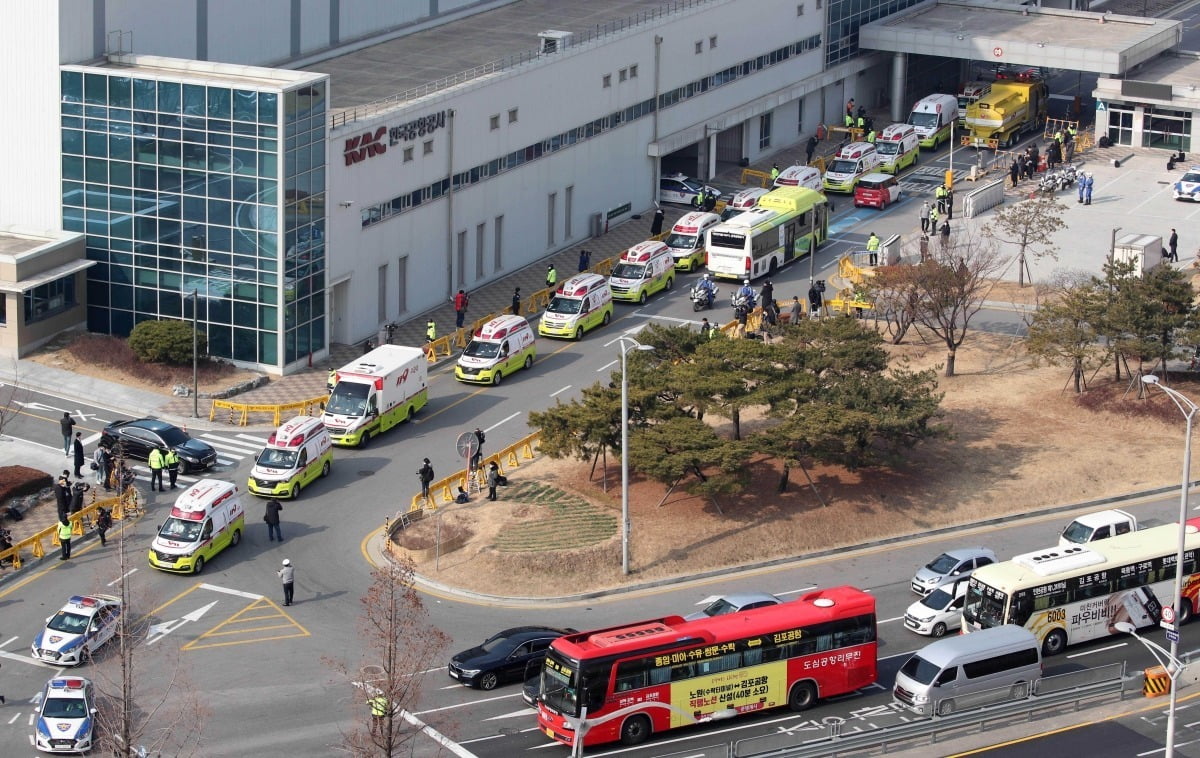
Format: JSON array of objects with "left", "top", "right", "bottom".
[
  {"left": 1162, "top": 620, "right": 1177, "bottom": 631},
  {"left": 1163, "top": 606, "right": 1177, "bottom": 624},
  {"left": 1168, "top": 629, "right": 1180, "bottom": 643},
  {"left": 455, "top": 431, "right": 479, "bottom": 461}
]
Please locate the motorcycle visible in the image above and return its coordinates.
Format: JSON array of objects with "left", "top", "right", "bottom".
[
  {"left": 690, "top": 283, "right": 719, "bottom": 311},
  {"left": 731, "top": 290, "right": 756, "bottom": 314}
]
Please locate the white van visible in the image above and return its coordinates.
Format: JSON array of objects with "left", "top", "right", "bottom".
[
  {"left": 608, "top": 241, "right": 675, "bottom": 304},
  {"left": 822, "top": 142, "right": 881, "bottom": 193},
  {"left": 1058, "top": 509, "right": 1137, "bottom": 548},
  {"left": 148, "top": 480, "right": 246, "bottom": 575},
  {"left": 893, "top": 625, "right": 1041, "bottom": 716},
  {"left": 538, "top": 273, "right": 614, "bottom": 340},
  {"left": 874, "top": 123, "right": 920, "bottom": 174},
  {"left": 663, "top": 212, "right": 721, "bottom": 271},
  {"left": 907, "top": 93, "right": 959, "bottom": 149},
  {"left": 773, "top": 165, "right": 823, "bottom": 191},
  {"left": 720, "top": 188, "right": 769, "bottom": 221},
  {"left": 455, "top": 314, "right": 537, "bottom": 385},
  {"left": 904, "top": 578, "right": 968, "bottom": 637},
  {"left": 247, "top": 416, "right": 333, "bottom": 499}
]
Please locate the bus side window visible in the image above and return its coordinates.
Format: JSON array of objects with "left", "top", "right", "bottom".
[
  {"left": 670, "top": 662, "right": 694, "bottom": 682},
  {"left": 614, "top": 660, "right": 646, "bottom": 692},
  {"left": 743, "top": 648, "right": 763, "bottom": 666},
  {"left": 1011, "top": 591, "right": 1033, "bottom": 626}
]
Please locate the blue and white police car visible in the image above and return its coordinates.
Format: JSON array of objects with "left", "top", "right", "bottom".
[
  {"left": 34, "top": 677, "right": 97, "bottom": 754},
  {"left": 31, "top": 594, "right": 122, "bottom": 666},
  {"left": 1173, "top": 167, "right": 1200, "bottom": 202}
]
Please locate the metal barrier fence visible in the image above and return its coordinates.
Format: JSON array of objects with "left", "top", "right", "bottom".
[
  {"left": 0, "top": 487, "right": 145, "bottom": 570},
  {"left": 209, "top": 395, "right": 328, "bottom": 427},
  {"left": 408, "top": 431, "right": 542, "bottom": 511}
]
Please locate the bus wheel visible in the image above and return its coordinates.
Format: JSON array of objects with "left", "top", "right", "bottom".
[
  {"left": 619, "top": 715, "right": 651, "bottom": 746},
  {"left": 768, "top": 261, "right": 778, "bottom": 278},
  {"left": 1042, "top": 629, "right": 1067, "bottom": 656},
  {"left": 788, "top": 681, "right": 817, "bottom": 711},
  {"left": 1179, "top": 599, "right": 1194, "bottom": 624}
]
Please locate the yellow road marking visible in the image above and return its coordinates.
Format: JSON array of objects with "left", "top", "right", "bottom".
[{"left": 182, "top": 596, "right": 309, "bottom": 650}]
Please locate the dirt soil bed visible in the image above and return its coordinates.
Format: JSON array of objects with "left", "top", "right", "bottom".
[{"left": 406, "top": 302, "right": 1196, "bottom": 598}]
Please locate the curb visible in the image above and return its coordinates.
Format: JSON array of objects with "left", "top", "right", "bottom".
[{"left": 397, "top": 479, "right": 1199, "bottom": 606}]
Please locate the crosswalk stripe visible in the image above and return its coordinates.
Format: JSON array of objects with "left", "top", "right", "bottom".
[
  {"left": 198, "top": 434, "right": 262, "bottom": 454},
  {"left": 235, "top": 434, "right": 269, "bottom": 445}
]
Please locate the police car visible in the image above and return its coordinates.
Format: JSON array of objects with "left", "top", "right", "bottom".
[
  {"left": 658, "top": 173, "right": 722, "bottom": 206},
  {"left": 31, "top": 594, "right": 123, "bottom": 666},
  {"left": 34, "top": 677, "right": 97, "bottom": 754},
  {"left": 1173, "top": 167, "right": 1200, "bottom": 202}
]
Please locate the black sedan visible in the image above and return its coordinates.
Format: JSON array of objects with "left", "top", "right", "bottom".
[
  {"left": 100, "top": 419, "right": 218, "bottom": 474},
  {"left": 448, "top": 626, "right": 575, "bottom": 690}
]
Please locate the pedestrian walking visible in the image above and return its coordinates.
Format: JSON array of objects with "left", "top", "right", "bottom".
[
  {"left": 148, "top": 446, "right": 166, "bottom": 492},
  {"left": 471, "top": 427, "right": 485, "bottom": 470},
  {"left": 650, "top": 208, "right": 665, "bottom": 236},
  {"left": 545, "top": 264, "right": 557, "bottom": 289},
  {"left": 264, "top": 498, "right": 283, "bottom": 542},
  {"left": 94, "top": 506, "right": 112, "bottom": 546},
  {"left": 1077, "top": 174, "right": 1086, "bottom": 204},
  {"left": 278, "top": 558, "right": 294, "bottom": 606},
  {"left": 93, "top": 444, "right": 111, "bottom": 490},
  {"left": 1170, "top": 228, "right": 1179, "bottom": 262},
  {"left": 425, "top": 319, "right": 436, "bottom": 344},
  {"left": 487, "top": 461, "right": 500, "bottom": 501},
  {"left": 865, "top": 232, "right": 881, "bottom": 266},
  {"left": 453, "top": 289, "right": 469, "bottom": 329},
  {"left": 806, "top": 136, "right": 817, "bottom": 165},
  {"left": 578, "top": 249, "right": 591, "bottom": 272},
  {"left": 939, "top": 220, "right": 951, "bottom": 251},
  {"left": 417, "top": 458, "right": 434, "bottom": 500},
  {"left": 511, "top": 287, "right": 521, "bottom": 316},
  {"left": 164, "top": 447, "right": 180, "bottom": 489},
  {"left": 60, "top": 412, "right": 75, "bottom": 456},
  {"left": 57, "top": 519, "right": 73, "bottom": 560},
  {"left": 920, "top": 201, "right": 930, "bottom": 233},
  {"left": 72, "top": 432, "right": 85, "bottom": 478}
]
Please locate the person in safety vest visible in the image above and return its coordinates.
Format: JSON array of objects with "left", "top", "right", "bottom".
[
  {"left": 426, "top": 319, "right": 436, "bottom": 343},
  {"left": 770, "top": 164, "right": 780, "bottom": 182},
  {"left": 57, "top": 520, "right": 73, "bottom": 560},
  {"left": 866, "top": 232, "right": 881, "bottom": 266},
  {"left": 164, "top": 448, "right": 181, "bottom": 490},
  {"left": 148, "top": 447, "right": 166, "bottom": 492},
  {"left": 545, "top": 265, "right": 557, "bottom": 289}
]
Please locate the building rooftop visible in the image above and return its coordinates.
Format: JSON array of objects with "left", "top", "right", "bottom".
[
  {"left": 0, "top": 227, "right": 79, "bottom": 258},
  {"left": 84, "top": 54, "right": 325, "bottom": 90},
  {"left": 302, "top": 0, "right": 718, "bottom": 123}
]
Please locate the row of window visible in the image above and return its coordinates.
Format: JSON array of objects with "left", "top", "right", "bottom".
[
  {"left": 1014, "top": 552, "right": 1197, "bottom": 619},
  {"left": 19, "top": 278, "right": 77, "bottom": 326},
  {"left": 825, "top": 0, "right": 923, "bottom": 67},
  {"left": 360, "top": 35, "right": 821, "bottom": 229},
  {"left": 610, "top": 614, "right": 875, "bottom": 692}
]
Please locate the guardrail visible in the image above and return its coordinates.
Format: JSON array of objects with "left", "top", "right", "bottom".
[
  {"left": 0, "top": 487, "right": 145, "bottom": 570},
  {"left": 408, "top": 431, "right": 542, "bottom": 511},
  {"left": 209, "top": 395, "right": 328, "bottom": 427},
  {"left": 731, "top": 662, "right": 1128, "bottom": 757}
]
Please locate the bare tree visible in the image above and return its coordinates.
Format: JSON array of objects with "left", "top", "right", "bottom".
[
  {"left": 1026, "top": 270, "right": 1110, "bottom": 393},
  {"left": 909, "top": 228, "right": 1010, "bottom": 377},
  {"left": 867, "top": 263, "right": 924, "bottom": 344},
  {"left": 0, "top": 360, "right": 26, "bottom": 438},
  {"left": 984, "top": 195, "right": 1066, "bottom": 288},
  {"left": 91, "top": 532, "right": 208, "bottom": 757},
  {"left": 328, "top": 559, "right": 449, "bottom": 757}
]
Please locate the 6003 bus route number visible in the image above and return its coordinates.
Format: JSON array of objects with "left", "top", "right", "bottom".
[{"left": 1046, "top": 609, "right": 1066, "bottom": 623}]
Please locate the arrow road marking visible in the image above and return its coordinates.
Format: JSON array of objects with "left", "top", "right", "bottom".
[{"left": 147, "top": 600, "right": 218, "bottom": 644}]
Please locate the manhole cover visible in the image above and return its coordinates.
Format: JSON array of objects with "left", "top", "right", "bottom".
[
  {"left": 498, "top": 727, "right": 519, "bottom": 736},
  {"left": 357, "top": 470, "right": 375, "bottom": 477}
]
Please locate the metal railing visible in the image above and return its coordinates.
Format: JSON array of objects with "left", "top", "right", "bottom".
[
  {"left": 330, "top": 0, "right": 719, "bottom": 129},
  {"left": 0, "top": 488, "right": 144, "bottom": 570},
  {"left": 209, "top": 395, "right": 328, "bottom": 427}
]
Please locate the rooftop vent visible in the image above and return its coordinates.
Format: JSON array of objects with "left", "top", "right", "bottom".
[{"left": 538, "top": 30, "right": 574, "bottom": 54}]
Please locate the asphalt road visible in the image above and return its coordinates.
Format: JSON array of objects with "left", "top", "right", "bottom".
[{"left": 0, "top": 135, "right": 1158, "bottom": 758}]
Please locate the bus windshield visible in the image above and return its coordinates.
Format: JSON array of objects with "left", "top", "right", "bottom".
[
  {"left": 462, "top": 340, "right": 501, "bottom": 359},
  {"left": 908, "top": 112, "right": 939, "bottom": 128},
  {"left": 539, "top": 652, "right": 579, "bottom": 716},
  {"left": 545, "top": 296, "right": 582, "bottom": 315},
  {"left": 963, "top": 580, "right": 1007, "bottom": 627},
  {"left": 611, "top": 263, "right": 647, "bottom": 280}
]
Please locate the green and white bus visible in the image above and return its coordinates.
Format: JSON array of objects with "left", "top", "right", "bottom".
[{"left": 705, "top": 187, "right": 829, "bottom": 282}]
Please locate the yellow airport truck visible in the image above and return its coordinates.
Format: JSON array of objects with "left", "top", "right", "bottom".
[{"left": 961, "top": 75, "right": 1048, "bottom": 150}]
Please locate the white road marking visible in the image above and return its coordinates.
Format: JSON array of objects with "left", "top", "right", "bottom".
[
  {"left": 107, "top": 568, "right": 137, "bottom": 586},
  {"left": 776, "top": 585, "right": 818, "bottom": 596},
  {"left": 412, "top": 691, "right": 520, "bottom": 715},
  {"left": 483, "top": 708, "right": 535, "bottom": 721},
  {"left": 399, "top": 710, "right": 478, "bottom": 758},
  {"left": 81, "top": 433, "right": 101, "bottom": 446},
  {"left": 235, "top": 434, "right": 270, "bottom": 445},
  {"left": 879, "top": 615, "right": 905, "bottom": 624},
  {"left": 1066, "top": 642, "right": 1126, "bottom": 658},
  {"left": 485, "top": 413, "right": 520, "bottom": 432},
  {"left": 549, "top": 385, "right": 572, "bottom": 397},
  {"left": 0, "top": 635, "right": 18, "bottom": 649},
  {"left": 695, "top": 595, "right": 719, "bottom": 606},
  {"left": 0, "top": 650, "right": 48, "bottom": 667},
  {"left": 596, "top": 360, "right": 618, "bottom": 373},
  {"left": 198, "top": 583, "right": 263, "bottom": 600}
]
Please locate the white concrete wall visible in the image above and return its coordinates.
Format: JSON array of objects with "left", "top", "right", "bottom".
[
  {"left": 209, "top": 0, "right": 292, "bottom": 64},
  {"left": 105, "top": 0, "right": 199, "bottom": 60},
  {"left": 0, "top": 4, "right": 65, "bottom": 229},
  {"left": 338, "top": 0, "right": 428, "bottom": 44}
]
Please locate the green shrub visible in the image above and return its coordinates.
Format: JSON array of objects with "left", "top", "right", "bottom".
[{"left": 128, "top": 320, "right": 207, "bottom": 365}]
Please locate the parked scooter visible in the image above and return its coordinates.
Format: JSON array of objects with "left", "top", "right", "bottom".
[{"left": 690, "top": 282, "right": 719, "bottom": 311}]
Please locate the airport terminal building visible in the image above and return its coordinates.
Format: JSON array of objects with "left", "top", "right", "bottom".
[{"left": 0, "top": 0, "right": 1190, "bottom": 373}]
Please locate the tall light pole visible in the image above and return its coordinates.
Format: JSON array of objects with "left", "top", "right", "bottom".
[
  {"left": 188, "top": 290, "right": 199, "bottom": 418},
  {"left": 1141, "top": 373, "right": 1197, "bottom": 758},
  {"left": 617, "top": 336, "right": 654, "bottom": 576}
]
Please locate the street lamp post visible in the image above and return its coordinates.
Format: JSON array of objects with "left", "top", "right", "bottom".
[
  {"left": 617, "top": 336, "right": 654, "bottom": 576},
  {"left": 1141, "top": 373, "right": 1197, "bottom": 758}
]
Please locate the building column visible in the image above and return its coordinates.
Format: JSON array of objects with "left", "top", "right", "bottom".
[{"left": 891, "top": 52, "right": 908, "bottom": 124}]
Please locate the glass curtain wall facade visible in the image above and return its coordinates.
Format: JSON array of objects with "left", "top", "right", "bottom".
[
  {"left": 826, "top": 0, "right": 924, "bottom": 67},
  {"left": 59, "top": 66, "right": 327, "bottom": 371}
]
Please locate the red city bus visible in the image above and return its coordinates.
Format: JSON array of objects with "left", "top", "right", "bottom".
[{"left": 535, "top": 586, "right": 876, "bottom": 748}]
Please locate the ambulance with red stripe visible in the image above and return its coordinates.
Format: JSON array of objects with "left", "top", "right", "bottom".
[
  {"left": 247, "top": 415, "right": 333, "bottom": 499},
  {"left": 663, "top": 212, "right": 721, "bottom": 271},
  {"left": 539, "top": 273, "right": 613, "bottom": 339},
  {"left": 608, "top": 241, "right": 675, "bottom": 304},
  {"left": 455, "top": 314, "right": 537, "bottom": 385},
  {"left": 148, "top": 479, "right": 246, "bottom": 575},
  {"left": 874, "top": 123, "right": 920, "bottom": 174},
  {"left": 322, "top": 344, "right": 428, "bottom": 447}
]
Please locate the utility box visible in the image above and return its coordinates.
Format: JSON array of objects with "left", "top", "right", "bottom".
[{"left": 1113, "top": 234, "right": 1163, "bottom": 277}]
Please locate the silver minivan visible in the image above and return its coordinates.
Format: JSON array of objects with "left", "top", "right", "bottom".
[{"left": 893, "top": 625, "right": 1041, "bottom": 716}]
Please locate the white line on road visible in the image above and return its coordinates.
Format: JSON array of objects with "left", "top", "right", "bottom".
[
  {"left": 774, "top": 585, "right": 818, "bottom": 597},
  {"left": 400, "top": 710, "right": 477, "bottom": 758},
  {"left": 108, "top": 568, "right": 137, "bottom": 586},
  {"left": 483, "top": 708, "right": 535, "bottom": 721},
  {"left": 199, "top": 583, "right": 263, "bottom": 600},
  {"left": 81, "top": 433, "right": 101, "bottom": 447},
  {"left": 549, "top": 385, "right": 572, "bottom": 397},
  {"left": 485, "top": 413, "right": 520, "bottom": 433},
  {"left": 0, "top": 635, "right": 18, "bottom": 649},
  {"left": 878, "top": 615, "right": 905, "bottom": 624},
  {"left": 1066, "top": 642, "right": 1126, "bottom": 658},
  {"left": 0, "top": 650, "right": 48, "bottom": 667},
  {"left": 596, "top": 360, "right": 618, "bottom": 373},
  {"left": 413, "top": 691, "right": 519, "bottom": 715},
  {"left": 235, "top": 433, "right": 269, "bottom": 444},
  {"left": 639, "top": 314, "right": 702, "bottom": 326}
]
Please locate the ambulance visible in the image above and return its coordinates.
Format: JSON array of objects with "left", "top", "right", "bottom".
[
  {"left": 247, "top": 415, "right": 333, "bottom": 499},
  {"left": 608, "top": 241, "right": 675, "bottom": 303},
  {"left": 455, "top": 314, "right": 537, "bottom": 385},
  {"left": 773, "top": 165, "right": 823, "bottom": 191},
  {"left": 148, "top": 479, "right": 245, "bottom": 575},
  {"left": 907, "top": 93, "right": 958, "bottom": 149},
  {"left": 663, "top": 211, "right": 721, "bottom": 271},
  {"left": 874, "top": 123, "right": 920, "bottom": 174},
  {"left": 822, "top": 142, "right": 881, "bottom": 193},
  {"left": 720, "top": 188, "right": 769, "bottom": 221},
  {"left": 538, "top": 273, "right": 614, "bottom": 339}
]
